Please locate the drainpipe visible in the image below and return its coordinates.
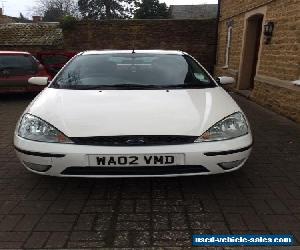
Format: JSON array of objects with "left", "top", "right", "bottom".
[{"left": 213, "top": 0, "right": 221, "bottom": 76}]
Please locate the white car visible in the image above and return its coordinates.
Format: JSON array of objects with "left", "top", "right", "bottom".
[{"left": 14, "top": 50, "right": 252, "bottom": 178}]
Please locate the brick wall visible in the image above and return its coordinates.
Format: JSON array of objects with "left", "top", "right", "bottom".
[
  {"left": 63, "top": 19, "right": 217, "bottom": 73},
  {"left": 215, "top": 0, "right": 300, "bottom": 122}
]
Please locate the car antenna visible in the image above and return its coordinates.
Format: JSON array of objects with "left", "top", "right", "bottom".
[
  {"left": 132, "top": 32, "right": 136, "bottom": 54},
  {"left": 132, "top": 42, "right": 135, "bottom": 54}
]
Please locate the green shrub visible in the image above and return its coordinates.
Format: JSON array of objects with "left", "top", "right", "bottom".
[{"left": 60, "top": 16, "right": 78, "bottom": 30}]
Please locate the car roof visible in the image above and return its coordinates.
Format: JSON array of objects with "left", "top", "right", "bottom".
[
  {"left": 81, "top": 50, "right": 185, "bottom": 56},
  {"left": 0, "top": 51, "right": 31, "bottom": 55}
]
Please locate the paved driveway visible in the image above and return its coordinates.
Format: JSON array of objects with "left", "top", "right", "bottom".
[{"left": 0, "top": 93, "right": 299, "bottom": 249}]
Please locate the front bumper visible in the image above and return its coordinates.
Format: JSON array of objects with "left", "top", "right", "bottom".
[{"left": 14, "top": 134, "right": 252, "bottom": 178}]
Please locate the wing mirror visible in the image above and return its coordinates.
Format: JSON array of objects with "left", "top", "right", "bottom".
[
  {"left": 28, "top": 77, "right": 49, "bottom": 86},
  {"left": 216, "top": 76, "right": 235, "bottom": 85}
]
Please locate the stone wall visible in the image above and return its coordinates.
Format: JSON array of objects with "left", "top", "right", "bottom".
[
  {"left": 257, "top": 0, "right": 299, "bottom": 81},
  {"left": 215, "top": 0, "right": 300, "bottom": 123},
  {"left": 63, "top": 19, "right": 217, "bottom": 73},
  {"left": 219, "top": 0, "right": 272, "bottom": 20},
  {"left": 251, "top": 79, "right": 300, "bottom": 122},
  {"left": 0, "top": 19, "right": 217, "bottom": 73}
]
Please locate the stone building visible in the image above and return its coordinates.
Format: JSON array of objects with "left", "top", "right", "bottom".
[
  {"left": 0, "top": 8, "right": 17, "bottom": 23},
  {"left": 215, "top": 0, "right": 300, "bottom": 123}
]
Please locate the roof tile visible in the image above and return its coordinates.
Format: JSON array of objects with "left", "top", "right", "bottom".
[{"left": 0, "top": 23, "right": 63, "bottom": 46}]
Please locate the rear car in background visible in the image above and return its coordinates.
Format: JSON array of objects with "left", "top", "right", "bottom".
[
  {"left": 0, "top": 51, "right": 50, "bottom": 94},
  {"left": 36, "top": 51, "right": 76, "bottom": 78}
]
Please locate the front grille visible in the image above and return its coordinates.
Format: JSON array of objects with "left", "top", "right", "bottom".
[
  {"left": 61, "top": 165, "right": 209, "bottom": 176},
  {"left": 70, "top": 135, "right": 198, "bottom": 146}
]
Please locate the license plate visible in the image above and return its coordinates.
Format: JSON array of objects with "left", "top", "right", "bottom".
[{"left": 88, "top": 154, "right": 185, "bottom": 167}]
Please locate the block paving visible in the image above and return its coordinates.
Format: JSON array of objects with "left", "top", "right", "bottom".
[{"left": 0, "top": 93, "right": 299, "bottom": 249}]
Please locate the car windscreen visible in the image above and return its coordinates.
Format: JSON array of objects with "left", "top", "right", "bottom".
[
  {"left": 0, "top": 54, "right": 38, "bottom": 76},
  {"left": 50, "top": 53, "right": 216, "bottom": 89}
]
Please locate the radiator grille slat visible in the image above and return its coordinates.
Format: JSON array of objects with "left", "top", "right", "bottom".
[{"left": 70, "top": 135, "right": 198, "bottom": 146}]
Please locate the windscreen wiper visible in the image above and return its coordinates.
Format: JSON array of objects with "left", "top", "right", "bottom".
[
  {"left": 106, "top": 84, "right": 166, "bottom": 89},
  {"left": 166, "top": 83, "right": 210, "bottom": 89},
  {"left": 52, "top": 83, "right": 210, "bottom": 90}
]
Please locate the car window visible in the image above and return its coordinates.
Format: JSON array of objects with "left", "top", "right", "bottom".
[
  {"left": 51, "top": 53, "right": 215, "bottom": 89},
  {"left": 0, "top": 55, "right": 37, "bottom": 76},
  {"left": 185, "top": 56, "right": 211, "bottom": 83}
]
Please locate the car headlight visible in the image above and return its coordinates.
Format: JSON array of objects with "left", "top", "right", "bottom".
[
  {"left": 18, "top": 114, "right": 73, "bottom": 143},
  {"left": 195, "top": 112, "right": 248, "bottom": 142}
]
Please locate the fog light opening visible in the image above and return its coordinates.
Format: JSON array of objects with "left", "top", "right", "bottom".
[
  {"left": 23, "top": 161, "right": 51, "bottom": 172},
  {"left": 218, "top": 159, "right": 245, "bottom": 170}
]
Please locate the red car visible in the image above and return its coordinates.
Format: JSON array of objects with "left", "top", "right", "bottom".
[{"left": 0, "top": 51, "right": 50, "bottom": 93}]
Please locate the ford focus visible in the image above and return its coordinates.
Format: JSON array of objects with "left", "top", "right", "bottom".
[{"left": 14, "top": 50, "right": 252, "bottom": 177}]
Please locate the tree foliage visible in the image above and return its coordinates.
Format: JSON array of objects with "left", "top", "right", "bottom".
[
  {"left": 60, "top": 15, "right": 78, "bottom": 30},
  {"left": 33, "top": 0, "right": 79, "bottom": 21},
  {"left": 43, "top": 6, "right": 66, "bottom": 21},
  {"left": 134, "top": 0, "right": 169, "bottom": 19},
  {"left": 78, "top": 0, "right": 136, "bottom": 20}
]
